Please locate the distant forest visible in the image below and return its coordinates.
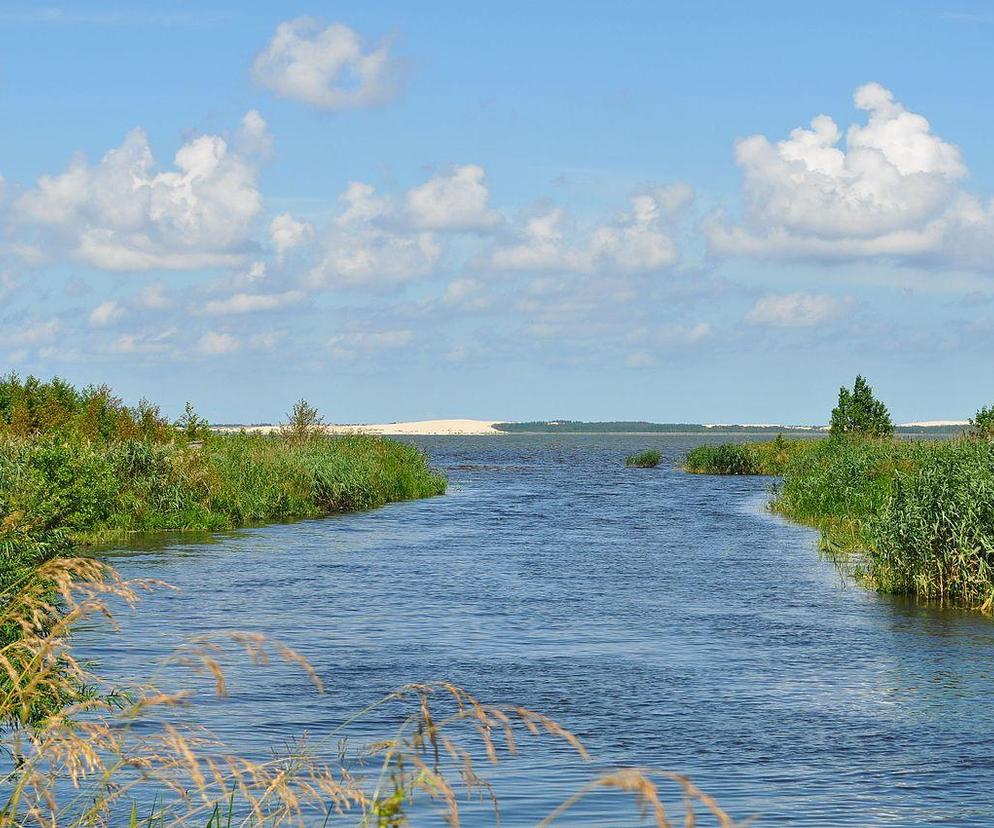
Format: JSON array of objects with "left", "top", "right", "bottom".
[{"left": 493, "top": 421, "right": 966, "bottom": 435}]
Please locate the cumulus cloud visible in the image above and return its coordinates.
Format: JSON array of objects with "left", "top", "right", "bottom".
[
  {"left": 89, "top": 299, "right": 125, "bottom": 326},
  {"left": 489, "top": 208, "right": 584, "bottom": 271},
  {"left": 253, "top": 18, "right": 402, "bottom": 110},
  {"left": 197, "top": 331, "right": 240, "bottom": 355},
  {"left": 746, "top": 293, "right": 852, "bottom": 327},
  {"left": 708, "top": 82, "right": 994, "bottom": 268},
  {"left": 201, "top": 290, "right": 304, "bottom": 315},
  {"left": 307, "top": 182, "right": 440, "bottom": 288},
  {"left": 489, "top": 192, "right": 681, "bottom": 274},
  {"left": 590, "top": 195, "right": 679, "bottom": 272},
  {"left": 405, "top": 165, "right": 501, "bottom": 231},
  {"left": 13, "top": 112, "right": 267, "bottom": 271},
  {"left": 269, "top": 213, "right": 313, "bottom": 259}
]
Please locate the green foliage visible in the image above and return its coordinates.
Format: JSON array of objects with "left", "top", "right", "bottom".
[
  {"left": 0, "top": 377, "right": 447, "bottom": 662},
  {"left": 0, "top": 373, "right": 171, "bottom": 443},
  {"left": 829, "top": 375, "right": 894, "bottom": 438},
  {"left": 688, "top": 430, "right": 994, "bottom": 608},
  {"left": 174, "top": 402, "right": 212, "bottom": 441},
  {"left": 684, "top": 435, "right": 812, "bottom": 476},
  {"left": 871, "top": 440, "right": 994, "bottom": 606},
  {"left": 624, "top": 449, "right": 661, "bottom": 468},
  {"left": 971, "top": 404, "right": 994, "bottom": 439},
  {"left": 279, "top": 398, "right": 324, "bottom": 441}
]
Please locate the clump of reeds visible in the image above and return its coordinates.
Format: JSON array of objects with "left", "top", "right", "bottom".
[
  {"left": 684, "top": 435, "right": 811, "bottom": 476},
  {"left": 0, "top": 560, "right": 740, "bottom": 827},
  {"left": 625, "top": 450, "right": 662, "bottom": 468}
]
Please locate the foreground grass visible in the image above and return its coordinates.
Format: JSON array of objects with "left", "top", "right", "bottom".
[
  {"left": 0, "top": 560, "right": 737, "bottom": 827},
  {"left": 685, "top": 436, "right": 994, "bottom": 609}
]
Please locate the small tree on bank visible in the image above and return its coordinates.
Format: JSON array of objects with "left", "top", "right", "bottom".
[
  {"left": 175, "top": 402, "right": 211, "bottom": 441},
  {"left": 829, "top": 375, "right": 894, "bottom": 438},
  {"left": 281, "top": 399, "right": 324, "bottom": 440},
  {"left": 971, "top": 405, "right": 994, "bottom": 439}
]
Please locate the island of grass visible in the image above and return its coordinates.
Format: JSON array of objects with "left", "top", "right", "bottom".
[
  {"left": 625, "top": 449, "right": 662, "bottom": 468},
  {"left": 683, "top": 377, "right": 994, "bottom": 610},
  {"left": 0, "top": 375, "right": 447, "bottom": 646}
]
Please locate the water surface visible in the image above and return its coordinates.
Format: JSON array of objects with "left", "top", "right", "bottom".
[{"left": 79, "top": 435, "right": 994, "bottom": 825}]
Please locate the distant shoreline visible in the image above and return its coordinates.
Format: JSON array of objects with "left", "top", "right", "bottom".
[{"left": 212, "top": 418, "right": 970, "bottom": 437}]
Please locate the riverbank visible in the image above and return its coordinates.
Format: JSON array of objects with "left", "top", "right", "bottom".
[
  {"left": 0, "top": 377, "right": 447, "bottom": 652},
  {"left": 684, "top": 436, "right": 994, "bottom": 608}
]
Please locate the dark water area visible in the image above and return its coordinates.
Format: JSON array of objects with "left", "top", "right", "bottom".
[{"left": 77, "top": 435, "right": 994, "bottom": 826}]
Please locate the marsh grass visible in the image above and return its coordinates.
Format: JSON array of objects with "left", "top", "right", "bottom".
[
  {"left": 0, "top": 561, "right": 740, "bottom": 827},
  {"left": 684, "top": 435, "right": 811, "bottom": 476},
  {"left": 625, "top": 450, "right": 662, "bottom": 468},
  {"left": 685, "top": 434, "right": 994, "bottom": 609}
]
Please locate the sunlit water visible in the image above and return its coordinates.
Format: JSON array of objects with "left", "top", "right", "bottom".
[{"left": 76, "top": 435, "right": 994, "bottom": 826}]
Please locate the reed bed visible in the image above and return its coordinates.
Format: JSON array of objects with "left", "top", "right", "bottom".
[
  {"left": 684, "top": 435, "right": 994, "bottom": 609},
  {"left": 625, "top": 450, "right": 662, "bottom": 468}
]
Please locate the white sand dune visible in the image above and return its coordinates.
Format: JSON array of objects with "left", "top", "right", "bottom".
[
  {"left": 227, "top": 419, "right": 505, "bottom": 436},
  {"left": 898, "top": 420, "right": 969, "bottom": 428}
]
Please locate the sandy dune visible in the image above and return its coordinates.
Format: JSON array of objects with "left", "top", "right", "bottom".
[{"left": 227, "top": 419, "right": 505, "bottom": 436}]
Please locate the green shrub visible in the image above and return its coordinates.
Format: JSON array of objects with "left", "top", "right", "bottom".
[
  {"left": 625, "top": 449, "right": 661, "bottom": 468},
  {"left": 971, "top": 404, "right": 994, "bottom": 439}
]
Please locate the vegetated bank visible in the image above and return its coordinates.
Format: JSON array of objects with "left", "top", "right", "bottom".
[
  {"left": 0, "top": 375, "right": 446, "bottom": 641},
  {"left": 684, "top": 376, "right": 994, "bottom": 610},
  {"left": 0, "top": 376, "right": 734, "bottom": 826}
]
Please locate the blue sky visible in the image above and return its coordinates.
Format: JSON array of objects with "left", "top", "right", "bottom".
[{"left": 1, "top": 1, "right": 993, "bottom": 424}]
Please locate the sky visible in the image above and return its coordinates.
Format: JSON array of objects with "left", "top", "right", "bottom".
[{"left": 1, "top": 1, "right": 993, "bottom": 425}]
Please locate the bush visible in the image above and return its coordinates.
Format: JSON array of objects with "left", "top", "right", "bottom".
[
  {"left": 971, "top": 404, "right": 994, "bottom": 439},
  {"left": 625, "top": 449, "right": 661, "bottom": 468}
]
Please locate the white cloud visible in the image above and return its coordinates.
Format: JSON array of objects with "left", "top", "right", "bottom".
[
  {"left": 270, "top": 213, "right": 313, "bottom": 259},
  {"left": 201, "top": 290, "right": 304, "bottom": 315},
  {"left": 708, "top": 82, "right": 994, "bottom": 268},
  {"left": 0, "top": 319, "right": 58, "bottom": 346},
  {"left": 89, "top": 299, "right": 125, "bottom": 326},
  {"left": 746, "top": 293, "right": 852, "bottom": 327},
  {"left": 405, "top": 165, "right": 501, "bottom": 231},
  {"left": 443, "top": 277, "right": 491, "bottom": 309},
  {"left": 653, "top": 182, "right": 695, "bottom": 217},
  {"left": 253, "top": 18, "right": 401, "bottom": 110},
  {"left": 197, "top": 331, "right": 240, "bottom": 355},
  {"left": 134, "top": 283, "right": 172, "bottom": 310},
  {"left": 14, "top": 112, "right": 267, "bottom": 271},
  {"left": 489, "top": 208, "right": 587, "bottom": 272},
  {"left": 328, "top": 329, "right": 414, "bottom": 360},
  {"left": 106, "top": 328, "right": 176, "bottom": 355},
  {"left": 489, "top": 193, "right": 680, "bottom": 274},
  {"left": 590, "top": 195, "right": 679, "bottom": 272},
  {"left": 307, "top": 182, "right": 440, "bottom": 288}
]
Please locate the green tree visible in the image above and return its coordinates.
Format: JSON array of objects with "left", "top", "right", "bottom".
[
  {"left": 829, "top": 375, "right": 894, "bottom": 438},
  {"left": 175, "top": 402, "right": 211, "bottom": 440},
  {"left": 971, "top": 405, "right": 994, "bottom": 439},
  {"left": 280, "top": 399, "right": 324, "bottom": 440}
]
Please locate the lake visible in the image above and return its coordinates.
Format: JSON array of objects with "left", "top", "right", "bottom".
[{"left": 78, "top": 434, "right": 994, "bottom": 826}]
